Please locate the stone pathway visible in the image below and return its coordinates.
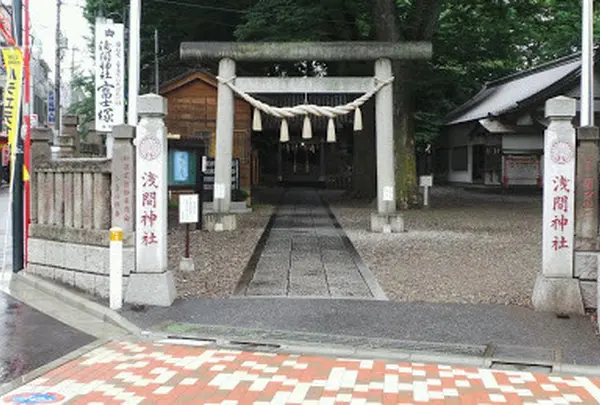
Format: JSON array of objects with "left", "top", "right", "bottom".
[
  {"left": 240, "top": 189, "right": 384, "bottom": 299},
  {"left": 4, "top": 339, "right": 600, "bottom": 404}
]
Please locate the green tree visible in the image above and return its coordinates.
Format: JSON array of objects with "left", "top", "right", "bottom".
[
  {"left": 83, "top": 0, "right": 251, "bottom": 90},
  {"left": 81, "top": 0, "right": 590, "bottom": 207},
  {"left": 67, "top": 70, "right": 95, "bottom": 139}
]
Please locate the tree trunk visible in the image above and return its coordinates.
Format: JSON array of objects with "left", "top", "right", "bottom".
[
  {"left": 371, "top": 0, "right": 441, "bottom": 209},
  {"left": 393, "top": 61, "right": 419, "bottom": 208}
]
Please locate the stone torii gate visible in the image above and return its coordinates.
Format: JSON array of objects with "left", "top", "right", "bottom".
[{"left": 180, "top": 42, "right": 432, "bottom": 232}]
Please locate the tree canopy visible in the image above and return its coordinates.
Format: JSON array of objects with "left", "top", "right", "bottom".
[{"left": 77, "top": 0, "right": 592, "bottom": 204}]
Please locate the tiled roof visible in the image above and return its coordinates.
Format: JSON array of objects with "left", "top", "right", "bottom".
[{"left": 444, "top": 51, "right": 590, "bottom": 126}]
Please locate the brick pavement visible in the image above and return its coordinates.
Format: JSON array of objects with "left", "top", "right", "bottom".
[{"left": 2, "top": 340, "right": 600, "bottom": 404}]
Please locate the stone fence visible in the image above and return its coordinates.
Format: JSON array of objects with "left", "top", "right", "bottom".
[
  {"left": 79, "top": 142, "right": 106, "bottom": 157},
  {"left": 26, "top": 125, "right": 136, "bottom": 299}
]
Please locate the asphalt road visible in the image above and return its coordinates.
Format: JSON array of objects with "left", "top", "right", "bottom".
[
  {"left": 122, "top": 297, "right": 600, "bottom": 367},
  {"left": 0, "top": 290, "right": 95, "bottom": 384}
]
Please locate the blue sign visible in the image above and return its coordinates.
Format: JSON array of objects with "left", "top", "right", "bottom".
[
  {"left": 4, "top": 392, "right": 64, "bottom": 404},
  {"left": 47, "top": 92, "right": 55, "bottom": 124},
  {"left": 173, "top": 151, "right": 190, "bottom": 182}
]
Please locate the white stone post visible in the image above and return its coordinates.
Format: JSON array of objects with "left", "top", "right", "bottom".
[
  {"left": 371, "top": 58, "right": 403, "bottom": 233},
  {"left": 532, "top": 96, "right": 584, "bottom": 315},
  {"left": 213, "top": 58, "right": 236, "bottom": 211},
  {"left": 109, "top": 227, "right": 123, "bottom": 310},
  {"left": 125, "top": 94, "right": 176, "bottom": 306},
  {"left": 542, "top": 97, "right": 576, "bottom": 278}
]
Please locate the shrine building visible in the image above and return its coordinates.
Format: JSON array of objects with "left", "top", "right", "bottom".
[
  {"left": 160, "top": 69, "right": 372, "bottom": 204},
  {"left": 437, "top": 49, "right": 600, "bottom": 189}
]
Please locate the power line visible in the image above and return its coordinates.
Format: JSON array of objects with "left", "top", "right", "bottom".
[{"left": 152, "top": 0, "right": 246, "bottom": 14}]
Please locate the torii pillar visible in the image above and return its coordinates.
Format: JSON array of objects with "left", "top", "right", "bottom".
[{"left": 180, "top": 42, "right": 432, "bottom": 232}]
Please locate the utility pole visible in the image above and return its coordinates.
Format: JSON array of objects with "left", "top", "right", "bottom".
[
  {"left": 11, "top": 0, "right": 23, "bottom": 273},
  {"left": 54, "top": 0, "right": 61, "bottom": 135},
  {"left": 154, "top": 28, "right": 159, "bottom": 93},
  {"left": 127, "top": 0, "right": 140, "bottom": 125},
  {"left": 582, "top": 0, "right": 594, "bottom": 127}
]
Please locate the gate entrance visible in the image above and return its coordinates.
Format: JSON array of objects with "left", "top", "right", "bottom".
[{"left": 180, "top": 41, "right": 432, "bottom": 232}]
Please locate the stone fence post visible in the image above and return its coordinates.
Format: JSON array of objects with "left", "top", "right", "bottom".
[
  {"left": 55, "top": 115, "right": 78, "bottom": 158},
  {"left": 574, "top": 126, "right": 600, "bottom": 312},
  {"left": 31, "top": 128, "right": 52, "bottom": 163},
  {"left": 110, "top": 125, "right": 136, "bottom": 233},
  {"left": 125, "top": 94, "right": 176, "bottom": 306},
  {"left": 575, "top": 126, "right": 599, "bottom": 251},
  {"left": 30, "top": 128, "right": 52, "bottom": 225},
  {"left": 532, "top": 96, "right": 584, "bottom": 315}
]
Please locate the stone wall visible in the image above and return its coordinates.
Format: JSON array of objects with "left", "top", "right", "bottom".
[
  {"left": 27, "top": 125, "right": 135, "bottom": 299},
  {"left": 575, "top": 252, "right": 598, "bottom": 309}
]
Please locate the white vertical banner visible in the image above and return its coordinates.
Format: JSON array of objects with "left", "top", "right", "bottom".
[
  {"left": 542, "top": 97, "right": 576, "bottom": 278},
  {"left": 95, "top": 18, "right": 125, "bottom": 132}
]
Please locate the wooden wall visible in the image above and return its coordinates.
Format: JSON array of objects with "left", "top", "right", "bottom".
[{"left": 162, "top": 77, "right": 253, "bottom": 193}]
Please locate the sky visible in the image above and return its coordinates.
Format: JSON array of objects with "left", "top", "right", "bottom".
[{"left": 29, "top": 0, "right": 94, "bottom": 78}]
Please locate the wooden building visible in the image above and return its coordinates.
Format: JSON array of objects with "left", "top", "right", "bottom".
[
  {"left": 160, "top": 69, "right": 373, "bottom": 196},
  {"left": 159, "top": 69, "right": 255, "bottom": 202},
  {"left": 438, "top": 50, "right": 600, "bottom": 188}
]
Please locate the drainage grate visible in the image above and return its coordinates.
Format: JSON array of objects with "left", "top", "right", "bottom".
[
  {"left": 490, "top": 362, "right": 553, "bottom": 373},
  {"left": 226, "top": 341, "right": 282, "bottom": 351}
]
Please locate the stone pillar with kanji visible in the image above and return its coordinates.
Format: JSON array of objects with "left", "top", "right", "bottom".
[
  {"left": 125, "top": 94, "right": 177, "bottom": 306},
  {"left": 532, "top": 96, "right": 584, "bottom": 315}
]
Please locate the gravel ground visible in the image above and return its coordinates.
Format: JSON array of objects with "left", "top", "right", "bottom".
[
  {"left": 167, "top": 205, "right": 273, "bottom": 299},
  {"left": 327, "top": 187, "right": 542, "bottom": 307}
]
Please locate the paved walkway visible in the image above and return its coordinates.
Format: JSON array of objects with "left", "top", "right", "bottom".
[
  {"left": 0, "top": 189, "right": 123, "bottom": 387},
  {"left": 240, "top": 189, "right": 384, "bottom": 299},
  {"left": 0, "top": 290, "right": 95, "bottom": 385},
  {"left": 0, "top": 188, "right": 12, "bottom": 272},
  {"left": 2, "top": 339, "right": 600, "bottom": 404}
]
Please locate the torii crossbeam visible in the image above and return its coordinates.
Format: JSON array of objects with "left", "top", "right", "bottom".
[{"left": 181, "top": 42, "right": 432, "bottom": 233}]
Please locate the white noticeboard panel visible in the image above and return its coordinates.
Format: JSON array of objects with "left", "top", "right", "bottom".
[
  {"left": 95, "top": 19, "right": 125, "bottom": 132},
  {"left": 214, "top": 183, "right": 226, "bottom": 199},
  {"left": 383, "top": 186, "right": 394, "bottom": 202},
  {"left": 419, "top": 175, "right": 433, "bottom": 188},
  {"left": 179, "top": 194, "right": 199, "bottom": 224}
]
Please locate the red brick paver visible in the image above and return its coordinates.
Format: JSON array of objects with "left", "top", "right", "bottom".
[{"left": 2, "top": 340, "right": 600, "bottom": 404}]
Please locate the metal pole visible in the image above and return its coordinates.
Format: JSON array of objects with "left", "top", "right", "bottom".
[
  {"left": 582, "top": 0, "right": 594, "bottom": 127},
  {"left": 185, "top": 223, "right": 190, "bottom": 258},
  {"left": 54, "top": 0, "right": 61, "bottom": 136},
  {"left": 23, "top": 0, "right": 30, "bottom": 266},
  {"left": 127, "top": 0, "right": 141, "bottom": 125},
  {"left": 154, "top": 28, "right": 159, "bottom": 93},
  {"left": 11, "top": 0, "right": 24, "bottom": 273},
  {"left": 196, "top": 151, "right": 204, "bottom": 231}
]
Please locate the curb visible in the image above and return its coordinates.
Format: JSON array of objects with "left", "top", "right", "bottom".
[
  {"left": 150, "top": 330, "right": 490, "bottom": 370},
  {"left": 320, "top": 193, "right": 389, "bottom": 301},
  {"left": 154, "top": 323, "right": 600, "bottom": 378},
  {"left": 12, "top": 273, "right": 142, "bottom": 336},
  {"left": 234, "top": 204, "right": 279, "bottom": 296},
  {"left": 0, "top": 338, "right": 109, "bottom": 397}
]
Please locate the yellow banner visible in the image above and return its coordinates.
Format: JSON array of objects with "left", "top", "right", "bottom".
[{"left": 2, "top": 47, "right": 23, "bottom": 156}]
